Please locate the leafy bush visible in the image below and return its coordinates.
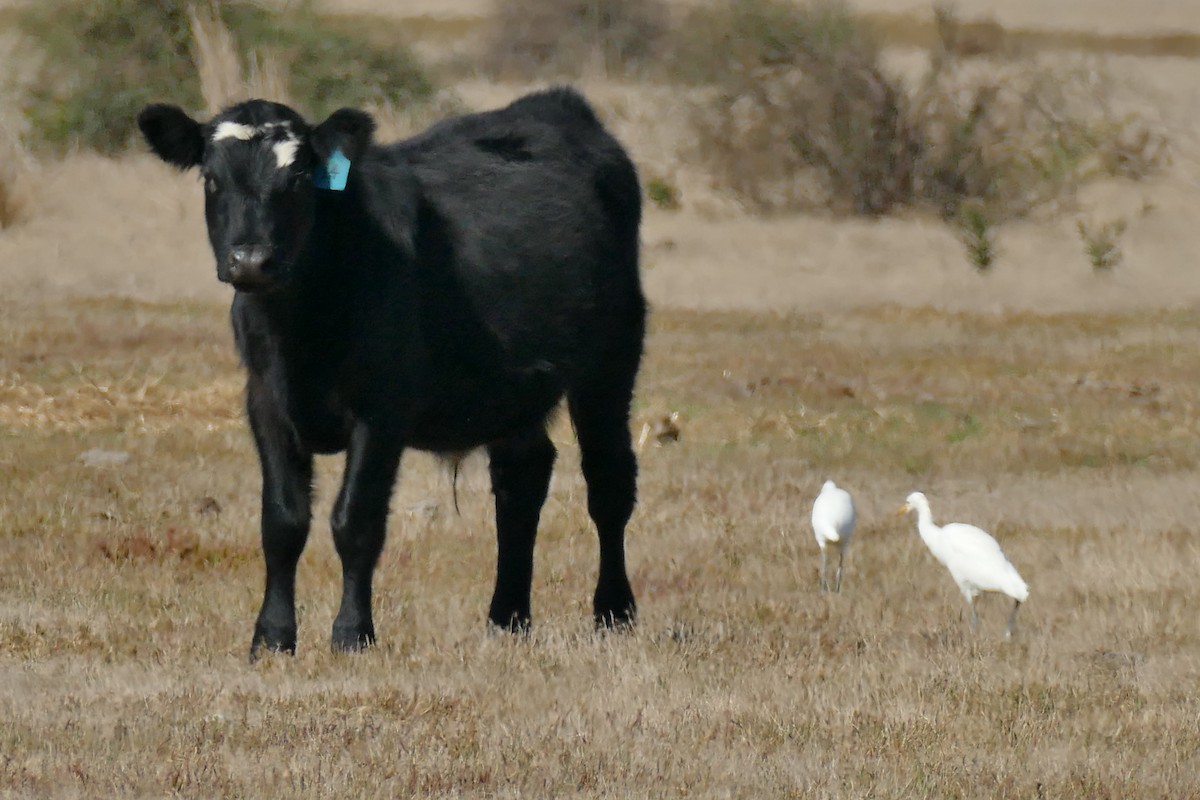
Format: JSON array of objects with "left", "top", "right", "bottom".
[
  {"left": 16, "top": 0, "right": 200, "bottom": 154},
  {"left": 14, "top": 0, "right": 436, "bottom": 154},
  {"left": 686, "top": 0, "right": 919, "bottom": 215},
  {"left": 666, "top": 0, "right": 866, "bottom": 84},
  {"left": 483, "top": 0, "right": 670, "bottom": 79},
  {"left": 684, "top": 0, "right": 1168, "bottom": 219},
  {"left": 906, "top": 48, "right": 1166, "bottom": 221}
]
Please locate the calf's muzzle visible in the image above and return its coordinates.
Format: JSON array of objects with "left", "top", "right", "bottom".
[{"left": 223, "top": 245, "right": 277, "bottom": 290}]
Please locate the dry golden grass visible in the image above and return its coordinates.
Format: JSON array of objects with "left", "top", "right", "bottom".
[
  {"left": 0, "top": 120, "right": 30, "bottom": 229},
  {"left": 3, "top": 294, "right": 1200, "bottom": 796},
  {"left": 190, "top": 5, "right": 291, "bottom": 113}
]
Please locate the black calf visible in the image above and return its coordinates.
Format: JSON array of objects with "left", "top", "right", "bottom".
[{"left": 137, "top": 88, "right": 646, "bottom": 658}]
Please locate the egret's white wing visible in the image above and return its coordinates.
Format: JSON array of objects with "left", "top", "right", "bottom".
[
  {"left": 940, "top": 522, "right": 1026, "bottom": 597},
  {"left": 812, "top": 486, "right": 856, "bottom": 544}
]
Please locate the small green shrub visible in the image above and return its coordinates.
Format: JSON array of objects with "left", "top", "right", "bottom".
[
  {"left": 14, "top": 0, "right": 436, "bottom": 154},
  {"left": 1076, "top": 217, "right": 1127, "bottom": 271},
  {"left": 483, "top": 0, "right": 670, "bottom": 79},
  {"left": 958, "top": 205, "right": 997, "bottom": 272},
  {"left": 646, "top": 176, "right": 681, "bottom": 211}
]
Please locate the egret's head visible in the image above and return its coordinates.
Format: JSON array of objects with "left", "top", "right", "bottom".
[
  {"left": 896, "top": 491, "right": 927, "bottom": 516},
  {"left": 822, "top": 479, "right": 837, "bottom": 492}
]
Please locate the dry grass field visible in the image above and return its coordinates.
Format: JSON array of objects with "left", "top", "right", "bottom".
[
  {"left": 4, "top": 0, "right": 1200, "bottom": 797},
  {"left": 4, "top": 296, "right": 1200, "bottom": 796}
]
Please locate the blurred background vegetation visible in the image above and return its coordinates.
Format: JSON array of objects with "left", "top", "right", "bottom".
[
  {"left": 13, "top": 0, "right": 434, "bottom": 154},
  {"left": 3, "top": 0, "right": 1170, "bottom": 229}
]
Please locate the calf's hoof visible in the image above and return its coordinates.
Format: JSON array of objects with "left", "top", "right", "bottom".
[
  {"left": 331, "top": 624, "right": 376, "bottom": 653},
  {"left": 249, "top": 626, "right": 296, "bottom": 663},
  {"left": 487, "top": 609, "right": 532, "bottom": 635},
  {"left": 594, "top": 584, "right": 637, "bottom": 630}
]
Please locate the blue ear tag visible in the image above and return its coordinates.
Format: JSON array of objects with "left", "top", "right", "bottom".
[{"left": 313, "top": 148, "right": 351, "bottom": 191}]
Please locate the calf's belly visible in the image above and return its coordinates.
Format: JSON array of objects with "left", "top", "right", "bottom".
[{"left": 406, "top": 378, "right": 567, "bottom": 452}]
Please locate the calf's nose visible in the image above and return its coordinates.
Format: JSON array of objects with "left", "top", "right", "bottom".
[{"left": 227, "top": 245, "right": 274, "bottom": 284}]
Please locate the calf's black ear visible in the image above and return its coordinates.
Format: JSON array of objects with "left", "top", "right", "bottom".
[
  {"left": 311, "top": 108, "right": 375, "bottom": 164},
  {"left": 137, "top": 104, "right": 205, "bottom": 170}
]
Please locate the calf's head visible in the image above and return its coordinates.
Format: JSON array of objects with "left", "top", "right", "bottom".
[{"left": 137, "top": 100, "right": 374, "bottom": 292}]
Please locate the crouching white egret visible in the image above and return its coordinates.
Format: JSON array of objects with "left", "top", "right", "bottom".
[
  {"left": 898, "top": 491, "right": 1028, "bottom": 637},
  {"left": 812, "top": 480, "right": 856, "bottom": 592}
]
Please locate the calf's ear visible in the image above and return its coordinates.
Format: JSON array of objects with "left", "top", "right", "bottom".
[
  {"left": 137, "top": 104, "right": 205, "bottom": 170},
  {"left": 311, "top": 108, "right": 375, "bottom": 164}
]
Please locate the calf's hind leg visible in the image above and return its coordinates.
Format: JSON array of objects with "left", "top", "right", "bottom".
[
  {"left": 486, "top": 427, "right": 556, "bottom": 632},
  {"left": 569, "top": 388, "right": 639, "bottom": 628}
]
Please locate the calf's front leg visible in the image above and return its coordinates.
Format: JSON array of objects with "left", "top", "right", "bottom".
[
  {"left": 248, "top": 395, "right": 314, "bottom": 661},
  {"left": 330, "top": 423, "right": 402, "bottom": 652}
]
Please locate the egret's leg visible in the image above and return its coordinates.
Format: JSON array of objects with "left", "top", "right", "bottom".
[
  {"left": 968, "top": 600, "right": 980, "bottom": 632},
  {"left": 819, "top": 548, "right": 829, "bottom": 593},
  {"left": 833, "top": 547, "right": 845, "bottom": 593},
  {"left": 1005, "top": 599, "right": 1022, "bottom": 639}
]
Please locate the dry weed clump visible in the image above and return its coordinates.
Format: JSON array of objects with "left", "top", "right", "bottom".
[
  {"left": 482, "top": 0, "right": 670, "bottom": 79},
  {"left": 189, "top": 5, "right": 291, "bottom": 113},
  {"left": 189, "top": 5, "right": 246, "bottom": 115},
  {"left": 0, "top": 157, "right": 27, "bottom": 230},
  {"left": 0, "top": 122, "right": 32, "bottom": 229},
  {"left": 685, "top": 1, "right": 1168, "bottom": 219}
]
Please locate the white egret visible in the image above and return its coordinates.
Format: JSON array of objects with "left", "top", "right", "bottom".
[
  {"left": 812, "top": 480, "right": 856, "bottom": 592},
  {"left": 898, "top": 491, "right": 1028, "bottom": 637}
]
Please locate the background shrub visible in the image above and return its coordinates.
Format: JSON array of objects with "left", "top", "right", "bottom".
[
  {"left": 482, "top": 0, "right": 670, "bottom": 79},
  {"left": 666, "top": 0, "right": 866, "bottom": 84},
  {"left": 907, "top": 41, "right": 1166, "bottom": 221},
  {"left": 684, "top": 0, "right": 1168, "bottom": 219},
  {"left": 686, "top": 0, "right": 919, "bottom": 215},
  {"left": 14, "top": 0, "right": 436, "bottom": 154}
]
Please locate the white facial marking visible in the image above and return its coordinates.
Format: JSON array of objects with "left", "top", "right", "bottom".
[
  {"left": 213, "top": 120, "right": 302, "bottom": 170},
  {"left": 212, "top": 121, "right": 257, "bottom": 142},
  {"left": 272, "top": 134, "right": 300, "bottom": 169}
]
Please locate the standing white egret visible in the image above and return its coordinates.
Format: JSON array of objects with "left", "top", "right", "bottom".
[
  {"left": 898, "top": 491, "right": 1028, "bottom": 637},
  {"left": 812, "top": 480, "right": 856, "bottom": 592}
]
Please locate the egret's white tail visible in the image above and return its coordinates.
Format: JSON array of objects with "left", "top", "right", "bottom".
[{"left": 1004, "top": 570, "right": 1029, "bottom": 602}]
